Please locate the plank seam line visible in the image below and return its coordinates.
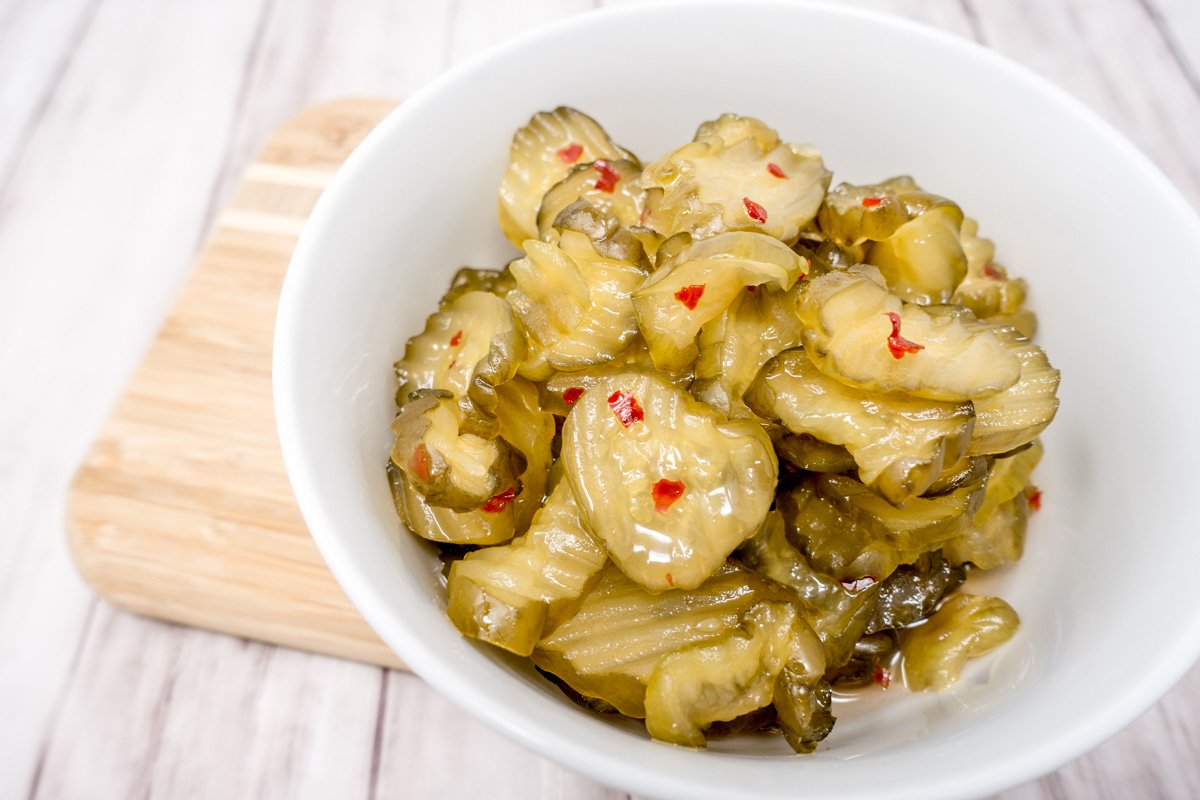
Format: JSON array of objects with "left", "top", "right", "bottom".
[
  {"left": 24, "top": 598, "right": 100, "bottom": 800},
  {"left": 1136, "top": 0, "right": 1200, "bottom": 99},
  {"left": 366, "top": 669, "right": 390, "bottom": 800},
  {"left": 0, "top": 0, "right": 106, "bottom": 218}
]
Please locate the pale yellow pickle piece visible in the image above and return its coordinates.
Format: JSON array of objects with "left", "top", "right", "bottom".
[
  {"left": 797, "top": 265, "right": 1021, "bottom": 402},
  {"left": 747, "top": 348, "right": 973, "bottom": 504},
  {"left": 493, "top": 377, "right": 556, "bottom": 533},
  {"left": 532, "top": 563, "right": 793, "bottom": 718},
  {"left": 641, "top": 114, "right": 830, "bottom": 244},
  {"left": 498, "top": 107, "right": 635, "bottom": 247},
  {"left": 644, "top": 601, "right": 824, "bottom": 748},
  {"left": 967, "top": 325, "right": 1060, "bottom": 456},
  {"left": 633, "top": 231, "right": 808, "bottom": 372},
  {"left": 509, "top": 229, "right": 649, "bottom": 379},
  {"left": 387, "top": 462, "right": 516, "bottom": 546},
  {"left": 562, "top": 373, "right": 777, "bottom": 593},
  {"left": 537, "top": 159, "right": 646, "bottom": 241},
  {"left": 447, "top": 481, "right": 607, "bottom": 656},
  {"left": 901, "top": 594, "right": 1020, "bottom": 690},
  {"left": 952, "top": 218, "right": 1029, "bottom": 319}
]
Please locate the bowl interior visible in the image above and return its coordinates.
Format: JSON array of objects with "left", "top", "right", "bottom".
[{"left": 274, "top": 3, "right": 1200, "bottom": 798}]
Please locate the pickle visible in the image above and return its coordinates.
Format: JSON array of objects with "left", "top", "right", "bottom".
[
  {"left": 774, "top": 673, "right": 836, "bottom": 754},
  {"left": 644, "top": 601, "right": 823, "bottom": 748},
  {"left": 691, "top": 282, "right": 805, "bottom": 419},
  {"left": 967, "top": 324, "right": 1060, "bottom": 456},
  {"left": 498, "top": 107, "right": 636, "bottom": 247},
  {"left": 774, "top": 434, "right": 857, "bottom": 475},
  {"left": 539, "top": 337, "right": 691, "bottom": 416},
  {"left": 900, "top": 594, "right": 1020, "bottom": 690},
  {"left": 438, "top": 266, "right": 516, "bottom": 308},
  {"left": 641, "top": 114, "right": 831, "bottom": 244},
  {"left": 493, "top": 377, "right": 556, "bottom": 533},
  {"left": 867, "top": 204, "right": 967, "bottom": 305},
  {"left": 537, "top": 160, "right": 645, "bottom": 241},
  {"left": 737, "top": 511, "right": 877, "bottom": 669},
  {"left": 446, "top": 481, "right": 607, "bottom": 656},
  {"left": 509, "top": 229, "right": 649, "bottom": 379},
  {"left": 387, "top": 461, "right": 516, "bottom": 546},
  {"left": 797, "top": 265, "right": 1021, "bottom": 402},
  {"left": 974, "top": 440, "right": 1043, "bottom": 525},
  {"left": 394, "top": 290, "right": 525, "bottom": 418},
  {"left": 817, "top": 177, "right": 921, "bottom": 246},
  {"left": 562, "top": 373, "right": 777, "bottom": 593},
  {"left": 633, "top": 231, "right": 809, "bottom": 372},
  {"left": 532, "top": 562, "right": 793, "bottom": 717},
  {"left": 866, "top": 550, "right": 965, "bottom": 634},
  {"left": 825, "top": 631, "right": 898, "bottom": 688},
  {"left": 951, "top": 218, "right": 1028, "bottom": 319},
  {"left": 389, "top": 389, "right": 525, "bottom": 511},
  {"left": 945, "top": 493, "right": 1028, "bottom": 570},
  {"left": 747, "top": 348, "right": 974, "bottom": 504}
]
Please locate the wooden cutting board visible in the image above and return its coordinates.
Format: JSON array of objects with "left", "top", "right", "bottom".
[{"left": 67, "top": 98, "right": 405, "bottom": 670}]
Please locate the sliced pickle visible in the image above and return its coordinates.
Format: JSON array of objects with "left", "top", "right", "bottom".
[
  {"left": 922, "top": 452, "right": 989, "bottom": 497},
  {"left": 644, "top": 601, "right": 823, "bottom": 748},
  {"left": 866, "top": 550, "right": 965, "bottom": 634},
  {"left": 562, "top": 373, "right": 777, "bottom": 593},
  {"left": 633, "top": 231, "right": 809, "bottom": 372},
  {"left": 494, "top": 377, "right": 556, "bottom": 532},
  {"left": 900, "top": 594, "right": 1020, "bottom": 691},
  {"left": 691, "top": 282, "right": 805, "bottom": 419},
  {"left": 387, "top": 461, "right": 516, "bottom": 546},
  {"left": 641, "top": 114, "right": 830, "bottom": 244},
  {"left": 779, "top": 474, "right": 982, "bottom": 583},
  {"left": 774, "top": 674, "right": 836, "bottom": 753},
  {"left": 394, "top": 290, "right": 524, "bottom": 416},
  {"left": 945, "top": 494, "right": 1028, "bottom": 570},
  {"left": 438, "top": 266, "right": 516, "bottom": 308},
  {"left": 867, "top": 204, "right": 967, "bottom": 304},
  {"left": 446, "top": 481, "right": 607, "bottom": 656},
  {"left": 986, "top": 307, "right": 1038, "bottom": 340},
  {"left": 537, "top": 160, "right": 645, "bottom": 240},
  {"left": 774, "top": 434, "right": 857, "bottom": 475},
  {"left": 817, "top": 177, "right": 921, "bottom": 246},
  {"left": 825, "top": 631, "right": 898, "bottom": 688},
  {"left": 532, "top": 562, "right": 793, "bottom": 717},
  {"left": 540, "top": 337, "right": 691, "bottom": 416},
  {"left": 737, "top": 511, "right": 878, "bottom": 669},
  {"left": 797, "top": 265, "right": 1021, "bottom": 402},
  {"left": 967, "top": 324, "right": 1060, "bottom": 456},
  {"left": 974, "top": 440, "right": 1043, "bottom": 525},
  {"left": 951, "top": 218, "right": 1028, "bottom": 319},
  {"left": 746, "top": 348, "right": 974, "bottom": 504},
  {"left": 509, "top": 229, "right": 649, "bottom": 379},
  {"left": 389, "top": 389, "right": 525, "bottom": 511},
  {"left": 550, "top": 199, "right": 652, "bottom": 265},
  {"left": 498, "top": 107, "right": 635, "bottom": 247}
]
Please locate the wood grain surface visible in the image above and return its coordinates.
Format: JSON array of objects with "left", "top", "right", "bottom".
[
  {"left": 3, "top": 1, "right": 1198, "bottom": 799},
  {"left": 67, "top": 98, "right": 404, "bottom": 672}
]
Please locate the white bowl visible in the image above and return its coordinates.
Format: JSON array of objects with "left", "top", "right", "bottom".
[{"left": 273, "top": 2, "right": 1200, "bottom": 798}]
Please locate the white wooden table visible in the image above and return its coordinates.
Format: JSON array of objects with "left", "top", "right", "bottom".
[{"left": 3, "top": 1, "right": 1198, "bottom": 797}]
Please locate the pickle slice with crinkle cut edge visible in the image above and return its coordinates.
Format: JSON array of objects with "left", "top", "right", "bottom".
[
  {"left": 747, "top": 348, "right": 973, "bottom": 504},
  {"left": 633, "top": 231, "right": 808, "bottom": 372},
  {"left": 563, "top": 373, "right": 777, "bottom": 593},
  {"left": 900, "top": 594, "right": 1019, "bottom": 690},
  {"left": 967, "top": 325, "right": 1060, "bottom": 456},
  {"left": 498, "top": 107, "right": 636, "bottom": 247},
  {"left": 446, "top": 481, "right": 607, "bottom": 656}
]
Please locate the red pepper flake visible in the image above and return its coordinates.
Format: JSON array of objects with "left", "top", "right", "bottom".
[
  {"left": 766, "top": 162, "right": 787, "bottom": 179},
  {"left": 607, "top": 390, "right": 644, "bottom": 427},
  {"left": 873, "top": 664, "right": 891, "bottom": 689},
  {"left": 652, "top": 478, "right": 686, "bottom": 513},
  {"left": 840, "top": 575, "right": 877, "bottom": 594},
  {"left": 861, "top": 196, "right": 884, "bottom": 208},
  {"left": 409, "top": 444, "right": 431, "bottom": 483},
  {"left": 449, "top": 330, "right": 463, "bottom": 346},
  {"left": 481, "top": 486, "right": 518, "bottom": 513},
  {"left": 743, "top": 196, "right": 768, "bottom": 223},
  {"left": 593, "top": 159, "right": 620, "bottom": 193},
  {"left": 447, "top": 358, "right": 457, "bottom": 370},
  {"left": 557, "top": 142, "right": 583, "bottom": 164},
  {"left": 562, "top": 386, "right": 585, "bottom": 406},
  {"left": 665, "top": 572, "right": 675, "bottom": 587},
  {"left": 673, "top": 283, "right": 706, "bottom": 310},
  {"left": 983, "top": 263, "right": 1004, "bottom": 280},
  {"left": 1028, "top": 489, "right": 1043, "bottom": 511},
  {"left": 885, "top": 312, "right": 925, "bottom": 359},
  {"left": 745, "top": 285, "right": 758, "bottom": 293}
]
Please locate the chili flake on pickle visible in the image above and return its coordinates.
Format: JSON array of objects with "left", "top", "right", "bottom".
[
  {"left": 885, "top": 312, "right": 925, "bottom": 359},
  {"left": 607, "top": 390, "right": 644, "bottom": 427}
]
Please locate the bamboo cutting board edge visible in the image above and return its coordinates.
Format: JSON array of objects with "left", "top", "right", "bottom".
[{"left": 66, "top": 98, "right": 406, "bottom": 671}]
